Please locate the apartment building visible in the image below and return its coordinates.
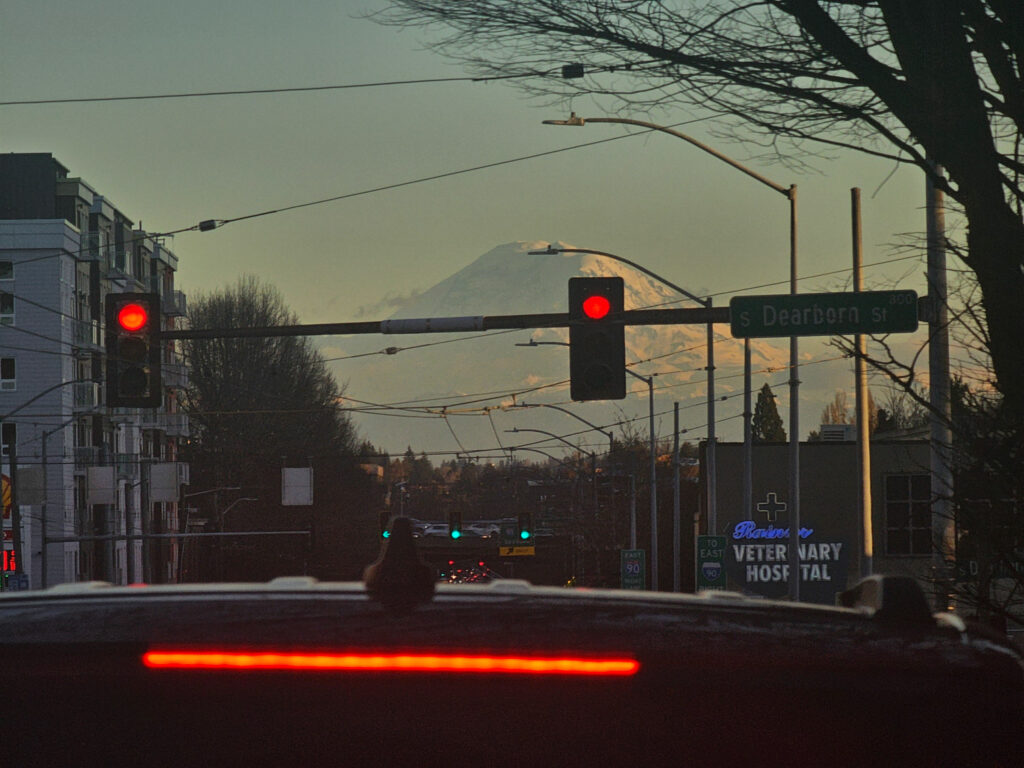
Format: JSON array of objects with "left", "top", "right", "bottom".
[{"left": 0, "top": 153, "right": 188, "bottom": 588}]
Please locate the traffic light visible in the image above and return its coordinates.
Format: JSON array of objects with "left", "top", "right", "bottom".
[
  {"left": 568, "top": 277, "right": 625, "bottom": 401},
  {"left": 379, "top": 511, "right": 391, "bottom": 539},
  {"left": 448, "top": 508, "right": 462, "bottom": 540},
  {"left": 517, "top": 512, "right": 533, "bottom": 542},
  {"left": 105, "top": 293, "right": 161, "bottom": 407}
]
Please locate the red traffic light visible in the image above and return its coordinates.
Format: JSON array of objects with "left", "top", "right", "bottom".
[
  {"left": 582, "top": 295, "right": 611, "bottom": 320},
  {"left": 117, "top": 302, "right": 149, "bottom": 332}
]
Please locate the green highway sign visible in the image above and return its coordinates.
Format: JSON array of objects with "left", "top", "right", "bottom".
[
  {"left": 730, "top": 290, "right": 919, "bottom": 338},
  {"left": 620, "top": 549, "right": 646, "bottom": 590},
  {"left": 696, "top": 535, "right": 727, "bottom": 590}
]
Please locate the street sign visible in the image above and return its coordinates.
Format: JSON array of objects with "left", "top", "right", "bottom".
[
  {"left": 696, "top": 535, "right": 727, "bottom": 590},
  {"left": 499, "top": 545, "right": 536, "bottom": 557},
  {"left": 620, "top": 549, "right": 646, "bottom": 590},
  {"left": 730, "top": 290, "right": 918, "bottom": 338}
]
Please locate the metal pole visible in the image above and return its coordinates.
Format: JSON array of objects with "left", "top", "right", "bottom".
[
  {"left": 706, "top": 298, "right": 717, "bottom": 535},
  {"left": 673, "top": 402, "right": 681, "bottom": 592},
  {"left": 926, "top": 160, "right": 953, "bottom": 611},
  {"left": 629, "top": 471, "right": 637, "bottom": 550},
  {"left": 41, "top": 431, "right": 48, "bottom": 588},
  {"left": 787, "top": 184, "right": 801, "bottom": 602},
  {"left": 9, "top": 436, "right": 22, "bottom": 578},
  {"left": 852, "top": 188, "right": 874, "bottom": 579},
  {"left": 648, "top": 375, "right": 657, "bottom": 591},
  {"left": 743, "top": 340, "right": 753, "bottom": 521}
]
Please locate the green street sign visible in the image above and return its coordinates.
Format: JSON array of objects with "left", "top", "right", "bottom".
[
  {"left": 730, "top": 290, "right": 919, "bottom": 338},
  {"left": 620, "top": 549, "right": 646, "bottom": 590},
  {"left": 696, "top": 535, "right": 727, "bottom": 590}
]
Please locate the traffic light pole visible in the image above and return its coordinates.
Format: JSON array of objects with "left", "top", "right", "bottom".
[{"left": 160, "top": 307, "right": 728, "bottom": 340}]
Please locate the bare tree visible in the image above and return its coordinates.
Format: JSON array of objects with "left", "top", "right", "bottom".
[
  {"left": 375, "top": 0, "right": 1024, "bottom": 419},
  {"left": 821, "top": 389, "right": 853, "bottom": 426},
  {"left": 183, "top": 275, "right": 357, "bottom": 488}
]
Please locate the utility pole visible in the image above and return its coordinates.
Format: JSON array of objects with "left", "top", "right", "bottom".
[
  {"left": 926, "top": 160, "right": 953, "bottom": 611},
  {"left": 673, "top": 403, "right": 681, "bottom": 592},
  {"left": 852, "top": 188, "right": 873, "bottom": 579}
]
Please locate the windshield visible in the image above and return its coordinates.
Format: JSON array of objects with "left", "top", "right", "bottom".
[{"left": 1, "top": 5, "right": 1022, "bottom": 763}]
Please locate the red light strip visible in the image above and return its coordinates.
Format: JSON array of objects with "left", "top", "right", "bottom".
[{"left": 143, "top": 651, "right": 639, "bottom": 677}]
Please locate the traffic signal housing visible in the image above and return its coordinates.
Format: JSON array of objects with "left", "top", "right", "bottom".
[
  {"left": 569, "top": 277, "right": 625, "bottom": 401},
  {"left": 517, "top": 512, "right": 533, "bottom": 542},
  {"left": 448, "top": 509, "right": 463, "bottom": 540},
  {"left": 105, "top": 293, "right": 162, "bottom": 407}
]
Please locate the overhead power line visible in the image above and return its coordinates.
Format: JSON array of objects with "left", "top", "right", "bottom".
[{"left": 0, "top": 71, "right": 556, "bottom": 107}]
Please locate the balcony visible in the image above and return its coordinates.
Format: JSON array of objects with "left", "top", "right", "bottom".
[
  {"left": 163, "top": 353, "right": 190, "bottom": 390},
  {"left": 107, "top": 406, "right": 139, "bottom": 424},
  {"left": 71, "top": 319, "right": 102, "bottom": 354},
  {"left": 164, "top": 412, "right": 190, "bottom": 438},
  {"left": 164, "top": 290, "right": 187, "bottom": 317},
  {"left": 74, "top": 446, "right": 104, "bottom": 467},
  {"left": 115, "top": 452, "right": 138, "bottom": 478},
  {"left": 137, "top": 412, "right": 190, "bottom": 438},
  {"left": 140, "top": 411, "right": 162, "bottom": 431},
  {"left": 73, "top": 381, "right": 100, "bottom": 411}
]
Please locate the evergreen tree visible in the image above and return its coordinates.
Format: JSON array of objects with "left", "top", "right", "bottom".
[{"left": 752, "top": 383, "right": 786, "bottom": 442}]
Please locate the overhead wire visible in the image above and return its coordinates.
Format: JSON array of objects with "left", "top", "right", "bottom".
[{"left": 0, "top": 69, "right": 574, "bottom": 108}]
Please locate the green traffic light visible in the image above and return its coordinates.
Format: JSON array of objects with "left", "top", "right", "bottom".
[
  {"left": 520, "top": 530, "right": 530, "bottom": 540},
  {"left": 382, "top": 530, "right": 390, "bottom": 539},
  {"left": 451, "top": 530, "right": 462, "bottom": 540}
]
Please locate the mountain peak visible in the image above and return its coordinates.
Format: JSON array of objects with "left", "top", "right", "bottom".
[{"left": 327, "top": 241, "right": 786, "bottom": 456}]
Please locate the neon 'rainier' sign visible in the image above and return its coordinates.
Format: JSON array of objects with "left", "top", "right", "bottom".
[{"left": 732, "top": 521, "right": 813, "bottom": 540}]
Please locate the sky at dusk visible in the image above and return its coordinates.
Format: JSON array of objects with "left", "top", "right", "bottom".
[{"left": 1, "top": 0, "right": 943, "bottom": 454}]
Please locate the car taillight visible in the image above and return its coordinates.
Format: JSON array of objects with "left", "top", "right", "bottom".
[{"left": 142, "top": 650, "right": 639, "bottom": 676}]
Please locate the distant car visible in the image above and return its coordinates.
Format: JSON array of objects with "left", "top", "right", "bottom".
[
  {"left": 465, "top": 523, "right": 498, "bottom": 538},
  {"left": 419, "top": 523, "right": 449, "bottom": 538}
]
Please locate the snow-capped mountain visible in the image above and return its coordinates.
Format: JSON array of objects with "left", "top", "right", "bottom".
[{"left": 322, "top": 241, "right": 788, "bottom": 458}]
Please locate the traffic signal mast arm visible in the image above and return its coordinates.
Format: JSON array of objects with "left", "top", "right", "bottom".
[{"left": 160, "top": 306, "right": 730, "bottom": 340}]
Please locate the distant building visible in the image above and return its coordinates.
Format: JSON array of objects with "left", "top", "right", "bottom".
[
  {"left": 701, "top": 434, "right": 931, "bottom": 604},
  {"left": 0, "top": 153, "right": 188, "bottom": 588}
]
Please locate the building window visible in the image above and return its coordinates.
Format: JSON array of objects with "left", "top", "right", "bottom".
[
  {"left": 0, "top": 261, "right": 12, "bottom": 280},
  {"left": 1, "top": 423, "right": 16, "bottom": 458},
  {"left": 0, "top": 292, "right": 12, "bottom": 325},
  {"left": 885, "top": 473, "right": 932, "bottom": 555},
  {"left": 0, "top": 358, "right": 13, "bottom": 391}
]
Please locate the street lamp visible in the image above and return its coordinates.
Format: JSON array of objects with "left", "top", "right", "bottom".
[
  {"left": 507, "top": 400, "right": 614, "bottom": 456},
  {"left": 542, "top": 114, "right": 800, "bottom": 600},
  {"left": 505, "top": 427, "right": 595, "bottom": 463}
]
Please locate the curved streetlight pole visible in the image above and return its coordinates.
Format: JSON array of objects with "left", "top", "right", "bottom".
[
  {"left": 508, "top": 399, "right": 614, "bottom": 456},
  {"left": 529, "top": 243, "right": 705, "bottom": 592},
  {"left": 543, "top": 114, "right": 799, "bottom": 600},
  {"left": 506, "top": 426, "right": 598, "bottom": 525},
  {"left": 505, "top": 427, "right": 596, "bottom": 462}
]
